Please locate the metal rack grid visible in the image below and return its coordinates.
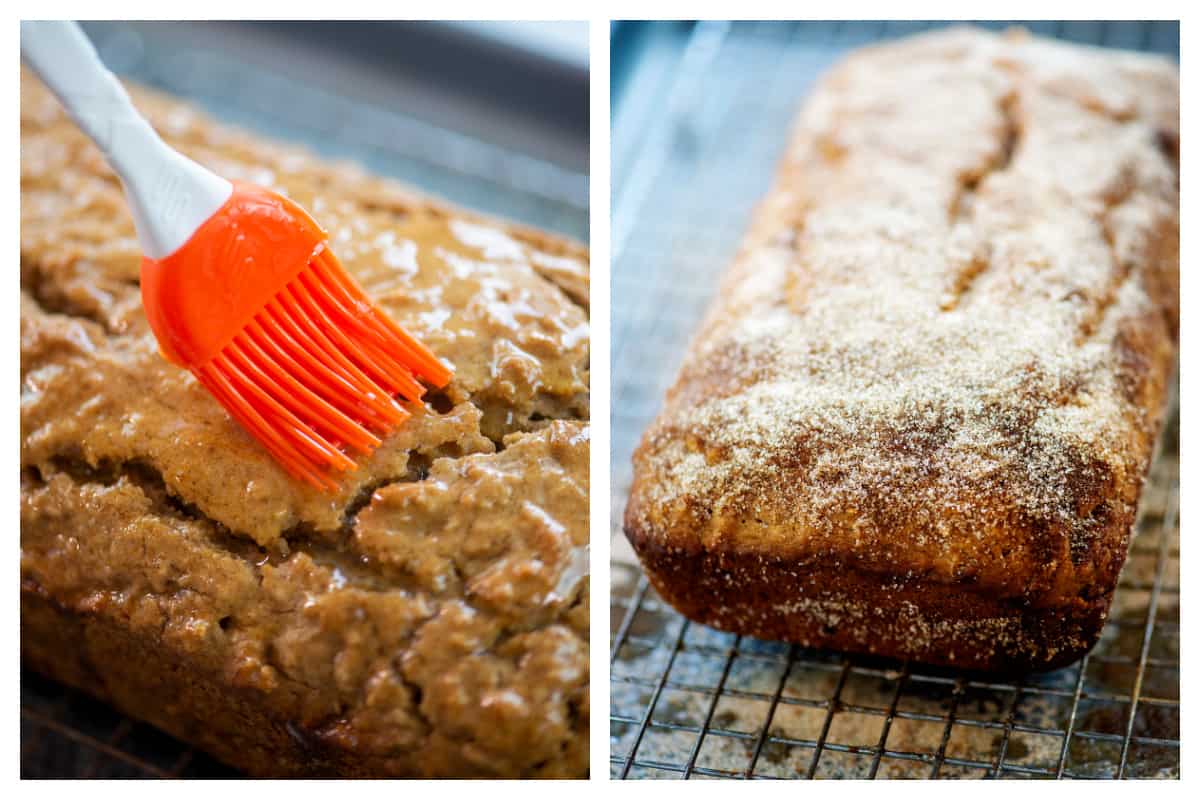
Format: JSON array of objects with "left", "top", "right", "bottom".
[
  {"left": 609, "top": 21, "right": 1179, "bottom": 780},
  {"left": 20, "top": 23, "right": 588, "bottom": 780}
]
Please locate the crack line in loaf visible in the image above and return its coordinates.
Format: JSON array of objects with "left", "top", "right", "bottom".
[
  {"left": 30, "top": 454, "right": 434, "bottom": 593},
  {"left": 948, "top": 89, "right": 1021, "bottom": 225},
  {"left": 539, "top": 276, "right": 589, "bottom": 314},
  {"left": 520, "top": 258, "right": 590, "bottom": 314},
  {"left": 20, "top": 259, "right": 128, "bottom": 335},
  {"left": 1077, "top": 181, "right": 1139, "bottom": 344},
  {"left": 950, "top": 88, "right": 1017, "bottom": 224},
  {"left": 941, "top": 90, "right": 1022, "bottom": 312},
  {"left": 504, "top": 228, "right": 591, "bottom": 313}
]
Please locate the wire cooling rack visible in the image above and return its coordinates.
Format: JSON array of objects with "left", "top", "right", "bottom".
[
  {"left": 20, "top": 23, "right": 588, "bottom": 780},
  {"left": 609, "top": 21, "right": 1180, "bottom": 780}
]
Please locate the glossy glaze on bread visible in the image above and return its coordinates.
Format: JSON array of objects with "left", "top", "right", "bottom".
[
  {"left": 21, "top": 69, "right": 589, "bottom": 776},
  {"left": 625, "top": 28, "right": 1178, "bottom": 671}
]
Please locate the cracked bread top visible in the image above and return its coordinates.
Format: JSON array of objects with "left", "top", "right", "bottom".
[
  {"left": 21, "top": 69, "right": 589, "bottom": 776},
  {"left": 20, "top": 68, "right": 589, "bottom": 544},
  {"left": 627, "top": 28, "right": 1177, "bottom": 607}
]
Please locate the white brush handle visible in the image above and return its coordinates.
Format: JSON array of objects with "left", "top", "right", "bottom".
[{"left": 21, "top": 21, "right": 232, "bottom": 260}]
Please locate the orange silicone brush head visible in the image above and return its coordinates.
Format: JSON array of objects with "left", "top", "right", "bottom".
[{"left": 140, "top": 181, "right": 452, "bottom": 489}]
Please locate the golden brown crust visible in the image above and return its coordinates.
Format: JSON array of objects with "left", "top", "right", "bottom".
[
  {"left": 21, "top": 69, "right": 589, "bottom": 776},
  {"left": 625, "top": 28, "right": 1178, "bottom": 671}
]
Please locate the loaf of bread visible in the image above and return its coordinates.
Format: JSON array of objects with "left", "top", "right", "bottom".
[
  {"left": 21, "top": 69, "right": 589, "bottom": 776},
  {"left": 625, "top": 28, "right": 1178, "bottom": 672}
]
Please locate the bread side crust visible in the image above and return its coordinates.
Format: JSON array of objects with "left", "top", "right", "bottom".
[
  {"left": 23, "top": 590, "right": 348, "bottom": 776},
  {"left": 625, "top": 508, "right": 1125, "bottom": 672}
]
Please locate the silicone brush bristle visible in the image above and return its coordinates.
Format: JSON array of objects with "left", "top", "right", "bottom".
[
  {"left": 194, "top": 247, "right": 450, "bottom": 490},
  {"left": 140, "top": 182, "right": 452, "bottom": 489}
]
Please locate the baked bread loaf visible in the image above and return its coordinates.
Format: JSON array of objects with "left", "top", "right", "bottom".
[
  {"left": 21, "top": 69, "right": 589, "bottom": 776},
  {"left": 625, "top": 28, "right": 1178, "bottom": 672}
]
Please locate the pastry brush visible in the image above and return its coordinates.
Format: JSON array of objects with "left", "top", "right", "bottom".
[{"left": 21, "top": 21, "right": 452, "bottom": 490}]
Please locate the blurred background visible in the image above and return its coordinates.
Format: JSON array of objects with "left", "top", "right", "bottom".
[
  {"left": 609, "top": 21, "right": 1179, "bottom": 781},
  {"left": 78, "top": 21, "right": 589, "bottom": 238},
  {"left": 20, "top": 20, "right": 588, "bottom": 779}
]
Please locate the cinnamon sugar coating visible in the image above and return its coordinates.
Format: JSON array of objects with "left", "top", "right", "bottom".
[{"left": 626, "top": 28, "right": 1177, "bottom": 671}]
